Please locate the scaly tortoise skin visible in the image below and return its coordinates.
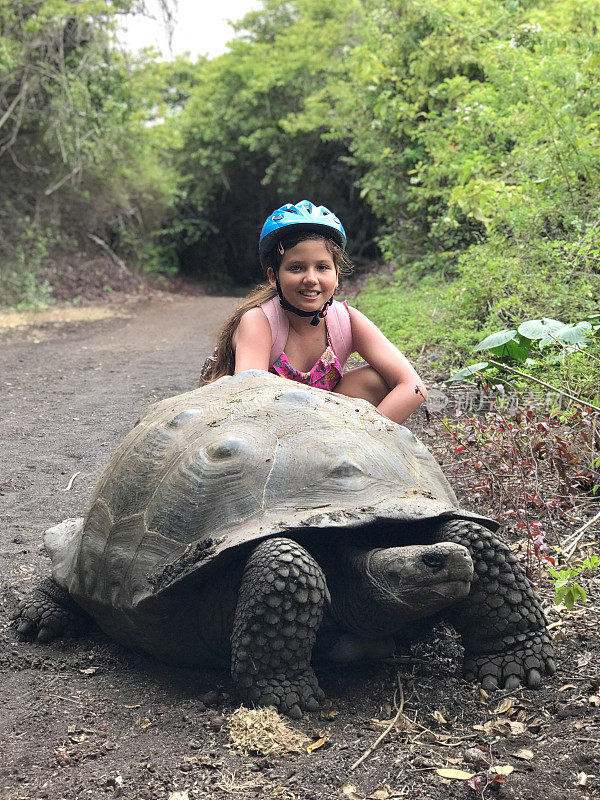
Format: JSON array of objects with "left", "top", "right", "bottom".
[{"left": 15, "top": 371, "right": 555, "bottom": 718}]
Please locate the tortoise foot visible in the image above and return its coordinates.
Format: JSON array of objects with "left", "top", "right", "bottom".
[
  {"left": 13, "top": 578, "right": 91, "bottom": 642},
  {"left": 242, "top": 668, "right": 325, "bottom": 719},
  {"left": 434, "top": 520, "right": 556, "bottom": 689},
  {"left": 231, "top": 537, "right": 329, "bottom": 718},
  {"left": 464, "top": 630, "right": 556, "bottom": 691}
]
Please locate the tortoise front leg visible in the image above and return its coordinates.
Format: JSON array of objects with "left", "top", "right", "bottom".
[
  {"left": 432, "top": 520, "right": 556, "bottom": 690},
  {"left": 231, "top": 537, "right": 329, "bottom": 719}
]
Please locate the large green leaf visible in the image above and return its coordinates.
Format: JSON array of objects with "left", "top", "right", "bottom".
[
  {"left": 553, "top": 321, "right": 592, "bottom": 346},
  {"left": 446, "top": 362, "right": 491, "bottom": 385},
  {"left": 473, "top": 329, "right": 518, "bottom": 351},
  {"left": 473, "top": 329, "right": 529, "bottom": 361},
  {"left": 517, "top": 318, "right": 564, "bottom": 340},
  {"left": 493, "top": 339, "right": 530, "bottom": 362}
]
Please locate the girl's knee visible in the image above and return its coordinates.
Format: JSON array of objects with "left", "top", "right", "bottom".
[
  {"left": 362, "top": 367, "right": 389, "bottom": 406},
  {"left": 335, "top": 366, "right": 389, "bottom": 407}
]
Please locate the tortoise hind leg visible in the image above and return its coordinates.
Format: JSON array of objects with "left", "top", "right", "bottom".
[
  {"left": 231, "top": 537, "right": 329, "bottom": 719},
  {"left": 432, "top": 520, "right": 555, "bottom": 690},
  {"left": 13, "top": 578, "right": 92, "bottom": 643}
]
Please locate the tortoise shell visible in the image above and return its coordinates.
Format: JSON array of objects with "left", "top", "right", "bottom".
[{"left": 50, "top": 371, "right": 495, "bottom": 616}]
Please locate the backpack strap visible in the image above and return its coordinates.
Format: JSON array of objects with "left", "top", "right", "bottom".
[
  {"left": 260, "top": 296, "right": 353, "bottom": 368},
  {"left": 326, "top": 299, "right": 353, "bottom": 367},
  {"left": 260, "top": 297, "right": 289, "bottom": 367}
]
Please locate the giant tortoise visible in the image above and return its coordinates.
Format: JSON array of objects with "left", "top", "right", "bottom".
[{"left": 15, "top": 371, "right": 555, "bottom": 718}]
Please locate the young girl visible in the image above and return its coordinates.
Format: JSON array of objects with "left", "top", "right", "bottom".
[{"left": 203, "top": 200, "right": 427, "bottom": 425}]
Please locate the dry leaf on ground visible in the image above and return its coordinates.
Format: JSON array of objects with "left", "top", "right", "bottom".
[
  {"left": 436, "top": 768, "right": 476, "bottom": 780},
  {"left": 512, "top": 748, "right": 534, "bottom": 760},
  {"left": 475, "top": 697, "right": 540, "bottom": 737},
  {"left": 307, "top": 736, "right": 328, "bottom": 754},
  {"left": 493, "top": 765, "right": 514, "bottom": 776},
  {"left": 341, "top": 782, "right": 365, "bottom": 800},
  {"left": 368, "top": 790, "right": 390, "bottom": 799},
  {"left": 494, "top": 697, "right": 518, "bottom": 715}
]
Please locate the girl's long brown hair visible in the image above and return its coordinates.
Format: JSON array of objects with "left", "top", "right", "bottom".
[{"left": 201, "top": 232, "right": 352, "bottom": 383}]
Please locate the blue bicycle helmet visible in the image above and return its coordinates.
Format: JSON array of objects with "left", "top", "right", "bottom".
[{"left": 259, "top": 200, "right": 346, "bottom": 266}]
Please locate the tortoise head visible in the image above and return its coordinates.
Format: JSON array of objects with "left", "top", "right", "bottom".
[{"left": 365, "top": 542, "right": 474, "bottom": 624}]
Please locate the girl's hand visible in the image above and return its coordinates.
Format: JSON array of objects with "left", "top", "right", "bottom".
[
  {"left": 233, "top": 307, "right": 272, "bottom": 373},
  {"left": 349, "top": 307, "right": 427, "bottom": 424}
]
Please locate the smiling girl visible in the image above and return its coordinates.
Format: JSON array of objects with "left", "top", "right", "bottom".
[{"left": 202, "top": 200, "right": 427, "bottom": 424}]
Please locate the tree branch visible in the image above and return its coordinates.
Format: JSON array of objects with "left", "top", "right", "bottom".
[
  {"left": 0, "top": 71, "right": 30, "bottom": 133},
  {"left": 487, "top": 359, "right": 600, "bottom": 413}
]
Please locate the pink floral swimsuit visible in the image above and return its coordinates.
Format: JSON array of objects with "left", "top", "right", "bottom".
[{"left": 270, "top": 339, "right": 343, "bottom": 391}]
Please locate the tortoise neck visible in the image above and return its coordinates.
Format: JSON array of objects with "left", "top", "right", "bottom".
[{"left": 322, "top": 547, "right": 409, "bottom": 638}]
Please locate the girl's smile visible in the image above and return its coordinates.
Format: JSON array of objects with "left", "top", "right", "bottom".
[{"left": 267, "top": 239, "right": 338, "bottom": 312}]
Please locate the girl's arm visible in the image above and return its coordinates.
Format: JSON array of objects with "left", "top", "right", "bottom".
[
  {"left": 349, "top": 306, "right": 427, "bottom": 424},
  {"left": 232, "top": 307, "right": 272, "bottom": 373}
]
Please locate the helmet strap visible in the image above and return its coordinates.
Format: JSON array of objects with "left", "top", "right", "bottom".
[{"left": 274, "top": 274, "right": 333, "bottom": 326}]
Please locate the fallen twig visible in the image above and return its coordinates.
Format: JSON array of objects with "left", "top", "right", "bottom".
[
  {"left": 61, "top": 471, "right": 81, "bottom": 491},
  {"left": 350, "top": 675, "right": 405, "bottom": 771},
  {"left": 46, "top": 694, "right": 88, "bottom": 707},
  {"left": 562, "top": 509, "right": 600, "bottom": 560},
  {"left": 487, "top": 359, "right": 600, "bottom": 413},
  {"left": 87, "top": 233, "right": 132, "bottom": 276},
  {"left": 412, "top": 729, "right": 480, "bottom": 747}
]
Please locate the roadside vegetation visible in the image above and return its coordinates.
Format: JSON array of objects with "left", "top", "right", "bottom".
[
  {"left": 0, "top": 0, "right": 188, "bottom": 307},
  {"left": 350, "top": 1, "right": 600, "bottom": 378}
]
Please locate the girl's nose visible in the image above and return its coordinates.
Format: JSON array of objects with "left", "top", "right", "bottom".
[{"left": 303, "top": 270, "right": 318, "bottom": 284}]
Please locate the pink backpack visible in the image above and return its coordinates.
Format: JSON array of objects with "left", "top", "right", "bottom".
[{"left": 260, "top": 297, "right": 353, "bottom": 368}]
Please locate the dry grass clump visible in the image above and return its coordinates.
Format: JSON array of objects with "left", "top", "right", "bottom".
[{"left": 227, "top": 706, "right": 309, "bottom": 756}]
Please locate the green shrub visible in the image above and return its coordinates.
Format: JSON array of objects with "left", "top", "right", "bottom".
[
  {"left": 346, "top": 0, "right": 599, "bottom": 374},
  {"left": 0, "top": 219, "right": 55, "bottom": 309},
  {"left": 356, "top": 223, "right": 600, "bottom": 367}
]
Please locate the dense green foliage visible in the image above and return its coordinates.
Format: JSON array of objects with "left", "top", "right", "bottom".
[
  {"left": 349, "top": 0, "right": 600, "bottom": 367},
  {"left": 0, "top": 0, "right": 181, "bottom": 306},
  {"left": 446, "top": 314, "right": 600, "bottom": 408},
  {"left": 2, "top": 0, "right": 599, "bottom": 386}
]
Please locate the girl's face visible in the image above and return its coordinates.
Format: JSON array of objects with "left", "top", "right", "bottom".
[{"left": 267, "top": 239, "right": 338, "bottom": 312}]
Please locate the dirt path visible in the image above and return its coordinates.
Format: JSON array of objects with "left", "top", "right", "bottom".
[
  {"left": 1, "top": 295, "right": 597, "bottom": 800},
  {"left": 1, "top": 294, "right": 238, "bottom": 536}
]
